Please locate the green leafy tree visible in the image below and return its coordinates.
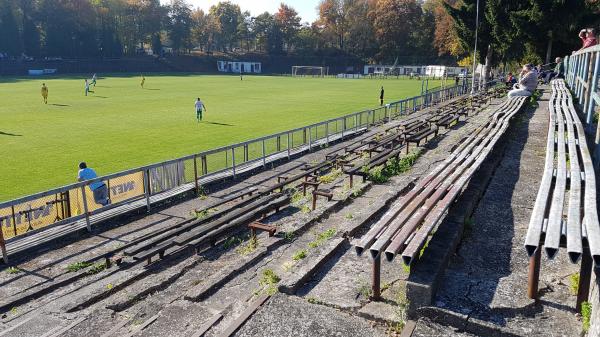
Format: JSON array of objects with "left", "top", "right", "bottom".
[
  {"left": 275, "top": 3, "right": 301, "bottom": 52},
  {"left": 209, "top": 1, "right": 242, "bottom": 51},
  {"left": 0, "top": 1, "right": 22, "bottom": 55},
  {"left": 168, "top": 0, "right": 192, "bottom": 53}
]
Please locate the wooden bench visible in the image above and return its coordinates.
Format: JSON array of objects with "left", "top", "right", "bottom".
[
  {"left": 248, "top": 221, "right": 276, "bottom": 238},
  {"left": 405, "top": 126, "right": 436, "bottom": 153},
  {"left": 128, "top": 194, "right": 282, "bottom": 264},
  {"left": 353, "top": 95, "right": 527, "bottom": 300},
  {"left": 183, "top": 195, "right": 290, "bottom": 254},
  {"left": 312, "top": 189, "right": 334, "bottom": 210},
  {"left": 524, "top": 80, "right": 599, "bottom": 313},
  {"left": 436, "top": 114, "right": 459, "bottom": 129}
]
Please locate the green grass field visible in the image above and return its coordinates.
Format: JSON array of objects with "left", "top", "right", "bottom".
[{"left": 0, "top": 74, "right": 440, "bottom": 200}]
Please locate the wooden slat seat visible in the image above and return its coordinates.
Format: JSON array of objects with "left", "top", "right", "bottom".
[
  {"left": 524, "top": 79, "right": 599, "bottom": 312},
  {"left": 352, "top": 95, "right": 527, "bottom": 300},
  {"left": 248, "top": 221, "right": 276, "bottom": 237}
]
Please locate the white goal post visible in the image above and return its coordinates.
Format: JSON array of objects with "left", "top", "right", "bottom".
[{"left": 292, "top": 66, "right": 329, "bottom": 77}]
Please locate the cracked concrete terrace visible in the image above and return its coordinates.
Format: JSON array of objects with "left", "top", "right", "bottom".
[{"left": 0, "top": 93, "right": 583, "bottom": 337}]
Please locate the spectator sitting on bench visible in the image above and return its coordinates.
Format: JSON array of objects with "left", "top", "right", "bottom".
[
  {"left": 505, "top": 72, "right": 517, "bottom": 88},
  {"left": 545, "top": 57, "right": 564, "bottom": 83},
  {"left": 508, "top": 64, "right": 537, "bottom": 97}
]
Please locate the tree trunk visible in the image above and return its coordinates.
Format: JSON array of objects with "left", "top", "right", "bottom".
[
  {"left": 482, "top": 44, "right": 493, "bottom": 88},
  {"left": 545, "top": 30, "right": 553, "bottom": 65}
]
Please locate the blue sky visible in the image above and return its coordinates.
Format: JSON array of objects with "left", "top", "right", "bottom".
[{"left": 164, "top": 0, "right": 321, "bottom": 24}]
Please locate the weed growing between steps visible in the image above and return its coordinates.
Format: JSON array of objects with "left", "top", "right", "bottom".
[
  {"left": 318, "top": 168, "right": 343, "bottom": 184},
  {"left": 258, "top": 269, "right": 281, "bottom": 295},
  {"left": 366, "top": 150, "right": 422, "bottom": 184},
  {"left": 308, "top": 228, "right": 336, "bottom": 248},
  {"left": 582, "top": 301, "right": 592, "bottom": 333},
  {"left": 6, "top": 266, "right": 21, "bottom": 274},
  {"left": 66, "top": 261, "right": 93, "bottom": 273},
  {"left": 570, "top": 273, "right": 580, "bottom": 295},
  {"left": 236, "top": 236, "right": 258, "bottom": 256}
]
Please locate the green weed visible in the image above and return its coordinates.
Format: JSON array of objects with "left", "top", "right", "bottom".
[
  {"left": 318, "top": 168, "right": 342, "bottom": 184},
  {"left": 223, "top": 236, "right": 243, "bottom": 249},
  {"left": 6, "top": 267, "right": 21, "bottom": 274},
  {"left": 66, "top": 261, "right": 93, "bottom": 273},
  {"left": 259, "top": 269, "right": 281, "bottom": 295},
  {"left": 236, "top": 236, "right": 258, "bottom": 256},
  {"left": 569, "top": 273, "right": 580, "bottom": 295},
  {"left": 282, "top": 231, "right": 295, "bottom": 242},
  {"left": 87, "top": 262, "right": 107, "bottom": 275},
  {"left": 582, "top": 301, "right": 592, "bottom": 333},
  {"left": 292, "top": 250, "right": 307, "bottom": 261},
  {"left": 308, "top": 228, "right": 336, "bottom": 248}
]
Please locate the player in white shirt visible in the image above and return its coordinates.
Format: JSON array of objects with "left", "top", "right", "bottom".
[{"left": 195, "top": 98, "right": 206, "bottom": 122}]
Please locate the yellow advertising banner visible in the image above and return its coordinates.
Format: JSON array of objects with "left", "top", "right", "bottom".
[
  {"left": 0, "top": 172, "right": 145, "bottom": 240},
  {"left": 69, "top": 172, "right": 145, "bottom": 215},
  {"left": 0, "top": 195, "right": 62, "bottom": 239}
]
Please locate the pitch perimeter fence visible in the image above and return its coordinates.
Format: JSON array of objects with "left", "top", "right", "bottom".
[
  {"left": 0, "top": 81, "right": 474, "bottom": 259},
  {"left": 564, "top": 45, "right": 600, "bottom": 165}
]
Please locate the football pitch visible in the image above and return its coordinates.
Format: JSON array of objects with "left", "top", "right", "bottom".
[{"left": 0, "top": 74, "right": 442, "bottom": 200}]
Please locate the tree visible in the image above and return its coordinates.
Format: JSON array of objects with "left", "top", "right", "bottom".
[
  {"left": 344, "top": 0, "right": 378, "bottom": 60},
  {"left": 371, "top": 0, "right": 422, "bottom": 63},
  {"left": 0, "top": 1, "right": 22, "bottom": 55},
  {"left": 237, "top": 11, "right": 253, "bottom": 52},
  {"left": 275, "top": 3, "right": 301, "bottom": 51},
  {"left": 209, "top": 1, "right": 242, "bottom": 51},
  {"left": 425, "top": 0, "right": 463, "bottom": 57},
  {"left": 168, "top": 0, "right": 192, "bottom": 53},
  {"left": 253, "top": 12, "right": 276, "bottom": 52},
  {"left": 317, "top": 0, "right": 348, "bottom": 50}
]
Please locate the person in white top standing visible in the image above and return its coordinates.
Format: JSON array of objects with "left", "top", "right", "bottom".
[
  {"left": 85, "top": 79, "right": 90, "bottom": 96},
  {"left": 195, "top": 98, "right": 206, "bottom": 122}
]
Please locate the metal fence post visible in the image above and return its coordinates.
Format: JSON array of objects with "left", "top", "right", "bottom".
[
  {"left": 143, "top": 169, "right": 151, "bottom": 212},
  {"left": 287, "top": 132, "right": 291, "bottom": 159},
  {"left": 586, "top": 52, "right": 599, "bottom": 125},
  {"left": 80, "top": 186, "right": 91, "bottom": 231},
  {"left": 231, "top": 148, "right": 236, "bottom": 179},
  {"left": 0, "top": 225, "right": 7, "bottom": 263},
  {"left": 326, "top": 123, "right": 329, "bottom": 144},
  {"left": 308, "top": 127, "right": 312, "bottom": 151},
  {"left": 201, "top": 155, "right": 207, "bottom": 175},
  {"left": 193, "top": 155, "right": 199, "bottom": 194},
  {"left": 11, "top": 206, "right": 17, "bottom": 237},
  {"left": 262, "top": 139, "right": 266, "bottom": 168}
]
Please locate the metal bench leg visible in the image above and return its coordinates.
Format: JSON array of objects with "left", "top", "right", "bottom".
[
  {"left": 147, "top": 257, "right": 152, "bottom": 265},
  {"left": 372, "top": 253, "right": 381, "bottom": 301},
  {"left": 349, "top": 174, "right": 354, "bottom": 188},
  {"left": 312, "top": 193, "right": 317, "bottom": 211},
  {"left": 576, "top": 246, "right": 593, "bottom": 313},
  {"left": 527, "top": 247, "right": 541, "bottom": 300}
]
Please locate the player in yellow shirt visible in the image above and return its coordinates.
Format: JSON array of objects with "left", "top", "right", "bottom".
[
  {"left": 41, "top": 83, "right": 48, "bottom": 104},
  {"left": 140, "top": 75, "right": 145, "bottom": 88}
]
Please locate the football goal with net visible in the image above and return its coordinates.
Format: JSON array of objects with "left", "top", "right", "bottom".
[{"left": 291, "top": 66, "right": 329, "bottom": 77}]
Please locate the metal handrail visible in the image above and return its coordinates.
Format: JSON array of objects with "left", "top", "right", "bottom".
[
  {"left": 0, "top": 80, "right": 468, "bottom": 253},
  {"left": 0, "top": 83, "right": 467, "bottom": 208}
]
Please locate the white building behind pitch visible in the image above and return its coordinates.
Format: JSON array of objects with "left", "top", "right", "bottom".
[{"left": 217, "top": 61, "right": 262, "bottom": 73}]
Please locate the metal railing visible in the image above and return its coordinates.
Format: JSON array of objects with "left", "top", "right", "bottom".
[
  {"left": 564, "top": 44, "right": 600, "bottom": 166},
  {"left": 0, "top": 81, "right": 472, "bottom": 250}
]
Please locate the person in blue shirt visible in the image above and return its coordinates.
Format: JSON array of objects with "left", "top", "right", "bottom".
[{"left": 77, "top": 162, "right": 110, "bottom": 206}]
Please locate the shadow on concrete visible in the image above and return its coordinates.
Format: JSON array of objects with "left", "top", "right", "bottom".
[{"left": 432, "top": 105, "right": 534, "bottom": 327}]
